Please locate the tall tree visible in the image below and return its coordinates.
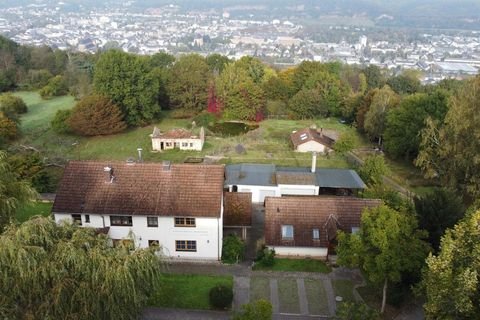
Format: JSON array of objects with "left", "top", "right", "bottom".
[
  {"left": 414, "top": 188, "right": 465, "bottom": 251},
  {"left": 0, "top": 151, "right": 37, "bottom": 232},
  {"left": 0, "top": 216, "right": 162, "bottom": 319},
  {"left": 94, "top": 50, "right": 160, "bottom": 126},
  {"left": 415, "top": 76, "right": 480, "bottom": 200},
  {"left": 68, "top": 95, "right": 127, "bottom": 136},
  {"left": 216, "top": 63, "right": 266, "bottom": 121},
  {"left": 166, "top": 54, "right": 210, "bottom": 112},
  {"left": 206, "top": 53, "right": 231, "bottom": 74},
  {"left": 422, "top": 210, "right": 480, "bottom": 319},
  {"left": 363, "top": 65, "right": 385, "bottom": 90},
  {"left": 364, "top": 85, "right": 399, "bottom": 144},
  {"left": 384, "top": 90, "right": 448, "bottom": 160},
  {"left": 337, "top": 205, "right": 430, "bottom": 314},
  {"left": 304, "top": 70, "right": 348, "bottom": 116}
]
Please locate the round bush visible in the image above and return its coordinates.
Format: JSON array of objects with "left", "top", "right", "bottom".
[{"left": 209, "top": 284, "right": 233, "bottom": 310}]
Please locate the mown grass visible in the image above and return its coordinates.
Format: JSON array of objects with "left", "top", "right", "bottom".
[
  {"left": 253, "top": 258, "right": 332, "bottom": 273},
  {"left": 148, "top": 274, "right": 233, "bottom": 310},
  {"left": 250, "top": 277, "right": 270, "bottom": 302},
  {"left": 15, "top": 202, "right": 53, "bottom": 222},
  {"left": 332, "top": 279, "right": 356, "bottom": 302},
  {"left": 304, "top": 279, "right": 329, "bottom": 315},
  {"left": 278, "top": 278, "right": 300, "bottom": 314}
]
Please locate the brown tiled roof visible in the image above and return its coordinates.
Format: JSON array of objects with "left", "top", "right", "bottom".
[
  {"left": 290, "top": 128, "right": 335, "bottom": 148},
  {"left": 264, "top": 196, "right": 381, "bottom": 248},
  {"left": 223, "top": 192, "right": 252, "bottom": 226},
  {"left": 276, "top": 172, "right": 316, "bottom": 185},
  {"left": 52, "top": 161, "right": 224, "bottom": 217}
]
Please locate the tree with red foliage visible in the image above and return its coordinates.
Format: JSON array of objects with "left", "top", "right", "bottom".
[{"left": 207, "top": 83, "right": 219, "bottom": 114}]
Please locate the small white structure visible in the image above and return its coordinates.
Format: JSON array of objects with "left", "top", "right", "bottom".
[
  {"left": 151, "top": 127, "right": 205, "bottom": 151},
  {"left": 291, "top": 127, "right": 335, "bottom": 153},
  {"left": 52, "top": 161, "right": 225, "bottom": 261}
]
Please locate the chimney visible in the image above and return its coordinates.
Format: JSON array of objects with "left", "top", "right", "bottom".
[
  {"left": 162, "top": 160, "right": 171, "bottom": 171},
  {"left": 137, "top": 147, "right": 143, "bottom": 162},
  {"left": 103, "top": 166, "right": 115, "bottom": 183},
  {"left": 311, "top": 152, "right": 317, "bottom": 173}
]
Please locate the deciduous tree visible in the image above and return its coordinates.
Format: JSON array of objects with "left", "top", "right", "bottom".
[
  {"left": 0, "top": 216, "right": 162, "bottom": 319},
  {"left": 337, "top": 205, "right": 429, "bottom": 314},
  {"left": 421, "top": 210, "right": 480, "bottom": 319},
  {"left": 166, "top": 54, "right": 210, "bottom": 112},
  {"left": 384, "top": 90, "right": 448, "bottom": 160},
  {"left": 0, "top": 151, "right": 37, "bottom": 231},
  {"left": 415, "top": 76, "right": 480, "bottom": 199},
  {"left": 94, "top": 50, "right": 161, "bottom": 126},
  {"left": 414, "top": 188, "right": 465, "bottom": 251},
  {"left": 364, "top": 85, "right": 399, "bottom": 144}
]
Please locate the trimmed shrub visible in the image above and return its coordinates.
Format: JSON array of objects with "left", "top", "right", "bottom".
[
  {"left": 209, "top": 284, "right": 233, "bottom": 310},
  {"left": 221, "top": 234, "right": 245, "bottom": 264},
  {"left": 39, "top": 75, "right": 68, "bottom": 99},
  {"left": 0, "top": 112, "right": 18, "bottom": 143},
  {"left": 51, "top": 109, "right": 72, "bottom": 134},
  {"left": 233, "top": 299, "right": 272, "bottom": 320},
  {"left": 68, "top": 95, "right": 127, "bottom": 136},
  {"left": 255, "top": 245, "right": 275, "bottom": 267},
  {"left": 0, "top": 94, "right": 28, "bottom": 120}
]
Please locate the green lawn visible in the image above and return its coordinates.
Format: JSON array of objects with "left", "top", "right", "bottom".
[
  {"left": 15, "top": 202, "right": 52, "bottom": 222},
  {"left": 15, "top": 93, "right": 362, "bottom": 168},
  {"left": 304, "top": 279, "right": 330, "bottom": 315},
  {"left": 15, "top": 91, "right": 75, "bottom": 133},
  {"left": 250, "top": 277, "right": 271, "bottom": 302},
  {"left": 148, "top": 274, "right": 233, "bottom": 310},
  {"left": 332, "top": 279, "right": 356, "bottom": 302},
  {"left": 253, "top": 258, "right": 332, "bottom": 273},
  {"left": 278, "top": 278, "right": 300, "bottom": 314}
]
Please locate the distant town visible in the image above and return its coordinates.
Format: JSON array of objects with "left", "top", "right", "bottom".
[{"left": 1, "top": 2, "right": 479, "bottom": 83}]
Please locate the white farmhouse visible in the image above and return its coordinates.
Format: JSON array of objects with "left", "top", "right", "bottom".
[
  {"left": 52, "top": 161, "right": 224, "bottom": 261},
  {"left": 151, "top": 126, "right": 205, "bottom": 152}
]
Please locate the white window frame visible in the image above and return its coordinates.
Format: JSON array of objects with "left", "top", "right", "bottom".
[
  {"left": 313, "top": 228, "right": 320, "bottom": 240},
  {"left": 281, "top": 225, "right": 294, "bottom": 240}
]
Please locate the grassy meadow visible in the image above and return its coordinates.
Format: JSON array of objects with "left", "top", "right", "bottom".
[
  {"left": 14, "top": 92, "right": 435, "bottom": 193},
  {"left": 15, "top": 92, "right": 363, "bottom": 167}
]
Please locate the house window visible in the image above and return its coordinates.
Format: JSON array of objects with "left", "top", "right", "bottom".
[
  {"left": 174, "top": 217, "right": 196, "bottom": 227},
  {"left": 351, "top": 227, "right": 360, "bottom": 234},
  {"left": 182, "top": 142, "right": 188, "bottom": 147},
  {"left": 281, "top": 225, "right": 294, "bottom": 240},
  {"left": 313, "top": 228, "right": 320, "bottom": 240},
  {"left": 190, "top": 143, "right": 193, "bottom": 147},
  {"left": 147, "top": 216, "right": 158, "bottom": 227},
  {"left": 176, "top": 240, "right": 197, "bottom": 252},
  {"left": 165, "top": 142, "right": 172, "bottom": 147},
  {"left": 72, "top": 214, "right": 82, "bottom": 226},
  {"left": 85, "top": 214, "right": 90, "bottom": 223},
  {"left": 148, "top": 240, "right": 159, "bottom": 247},
  {"left": 110, "top": 216, "right": 133, "bottom": 226}
]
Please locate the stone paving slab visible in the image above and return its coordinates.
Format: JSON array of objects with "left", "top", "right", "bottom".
[
  {"left": 142, "top": 307, "right": 230, "bottom": 320},
  {"left": 297, "top": 278, "right": 308, "bottom": 315},
  {"left": 233, "top": 276, "right": 250, "bottom": 311},
  {"left": 270, "top": 278, "right": 280, "bottom": 314}
]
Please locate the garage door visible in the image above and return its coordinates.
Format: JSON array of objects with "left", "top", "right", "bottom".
[
  {"left": 281, "top": 188, "right": 316, "bottom": 196},
  {"left": 259, "top": 190, "right": 276, "bottom": 202}
]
